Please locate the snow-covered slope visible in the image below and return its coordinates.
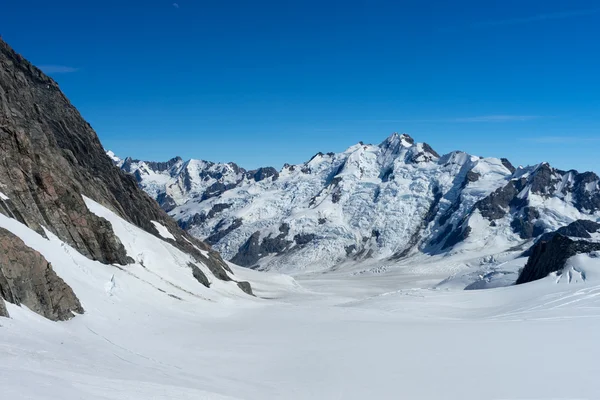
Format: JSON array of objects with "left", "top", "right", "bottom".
[
  {"left": 115, "top": 133, "right": 600, "bottom": 273},
  {"left": 0, "top": 197, "right": 254, "bottom": 308},
  {"left": 3, "top": 234, "right": 600, "bottom": 399}
]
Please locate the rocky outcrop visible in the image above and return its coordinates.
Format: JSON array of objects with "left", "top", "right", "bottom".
[
  {"left": 0, "top": 297, "right": 7, "bottom": 317},
  {"left": 0, "top": 228, "right": 83, "bottom": 320},
  {"left": 246, "top": 167, "right": 279, "bottom": 182},
  {"left": 517, "top": 233, "right": 600, "bottom": 284}
]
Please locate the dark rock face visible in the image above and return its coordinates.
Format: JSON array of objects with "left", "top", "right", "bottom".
[
  {"left": 189, "top": 262, "right": 210, "bottom": 288},
  {"left": 422, "top": 143, "right": 440, "bottom": 158},
  {"left": 201, "top": 182, "right": 238, "bottom": 201},
  {"left": 475, "top": 179, "right": 524, "bottom": 220},
  {"left": 156, "top": 192, "right": 177, "bottom": 213},
  {"left": 146, "top": 157, "right": 183, "bottom": 173},
  {"left": 179, "top": 203, "right": 233, "bottom": 231},
  {"left": 205, "top": 218, "right": 243, "bottom": 245},
  {"left": 0, "top": 38, "right": 246, "bottom": 312},
  {"left": 522, "top": 220, "right": 600, "bottom": 257},
  {"left": 236, "top": 281, "right": 253, "bottom": 296},
  {"left": 517, "top": 234, "right": 600, "bottom": 284},
  {"left": 555, "top": 220, "right": 600, "bottom": 238},
  {"left": 529, "top": 164, "right": 557, "bottom": 195},
  {"left": 572, "top": 172, "right": 600, "bottom": 212},
  {"left": 294, "top": 233, "right": 316, "bottom": 246},
  {"left": 231, "top": 224, "right": 293, "bottom": 267},
  {"left": 442, "top": 225, "right": 472, "bottom": 250},
  {"left": 501, "top": 158, "right": 516, "bottom": 174},
  {"left": 465, "top": 171, "right": 480, "bottom": 184},
  {"left": 0, "top": 296, "right": 7, "bottom": 317},
  {"left": 0, "top": 228, "right": 84, "bottom": 320},
  {"left": 246, "top": 167, "right": 279, "bottom": 182},
  {"left": 510, "top": 206, "right": 542, "bottom": 239},
  {"left": 230, "top": 231, "right": 261, "bottom": 267}
]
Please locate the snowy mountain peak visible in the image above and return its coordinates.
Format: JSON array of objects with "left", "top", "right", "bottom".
[
  {"left": 114, "top": 133, "right": 600, "bottom": 273},
  {"left": 106, "top": 150, "right": 121, "bottom": 164},
  {"left": 379, "top": 132, "right": 414, "bottom": 150}
]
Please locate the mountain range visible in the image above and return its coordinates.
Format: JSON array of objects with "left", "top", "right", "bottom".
[{"left": 112, "top": 134, "right": 600, "bottom": 276}]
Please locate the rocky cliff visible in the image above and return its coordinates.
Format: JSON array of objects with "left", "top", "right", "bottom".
[
  {"left": 0, "top": 38, "right": 250, "bottom": 319},
  {"left": 517, "top": 220, "right": 600, "bottom": 284}
]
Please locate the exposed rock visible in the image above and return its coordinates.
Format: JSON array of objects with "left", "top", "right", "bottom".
[
  {"left": 201, "top": 182, "right": 238, "bottom": 201},
  {"left": 0, "top": 227, "right": 83, "bottom": 320},
  {"left": 294, "top": 233, "right": 316, "bottom": 246},
  {"left": 510, "top": 206, "right": 543, "bottom": 239},
  {"left": 474, "top": 179, "right": 525, "bottom": 220},
  {"left": 236, "top": 281, "right": 253, "bottom": 296},
  {"left": 517, "top": 234, "right": 600, "bottom": 284},
  {"left": 0, "top": 297, "right": 7, "bottom": 317},
  {"left": 231, "top": 225, "right": 292, "bottom": 267},
  {"left": 572, "top": 172, "right": 600, "bottom": 212},
  {"left": 422, "top": 143, "right": 440, "bottom": 158},
  {"left": 465, "top": 171, "right": 480, "bottom": 184},
  {"left": 442, "top": 225, "right": 472, "bottom": 250},
  {"left": 205, "top": 218, "right": 243, "bottom": 245},
  {"left": 555, "top": 220, "right": 600, "bottom": 238},
  {"left": 0, "top": 38, "right": 247, "bottom": 299},
  {"left": 522, "top": 220, "right": 600, "bottom": 257},
  {"left": 146, "top": 156, "right": 183, "bottom": 173},
  {"left": 156, "top": 192, "right": 177, "bottom": 212},
  {"left": 529, "top": 163, "right": 557, "bottom": 195},
  {"left": 189, "top": 262, "right": 210, "bottom": 288},
  {"left": 230, "top": 231, "right": 261, "bottom": 267},
  {"left": 246, "top": 167, "right": 279, "bottom": 182},
  {"left": 501, "top": 158, "right": 516, "bottom": 174}
]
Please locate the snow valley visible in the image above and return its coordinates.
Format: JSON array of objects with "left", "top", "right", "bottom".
[{"left": 2, "top": 36, "right": 600, "bottom": 400}]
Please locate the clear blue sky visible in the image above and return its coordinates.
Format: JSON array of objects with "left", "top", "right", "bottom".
[{"left": 2, "top": 0, "right": 599, "bottom": 172}]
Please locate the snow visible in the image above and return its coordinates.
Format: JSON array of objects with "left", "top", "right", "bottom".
[
  {"left": 3, "top": 236, "right": 600, "bottom": 399},
  {"left": 150, "top": 135, "right": 516, "bottom": 273},
  {"left": 0, "top": 191, "right": 8, "bottom": 200},
  {"left": 151, "top": 220, "right": 176, "bottom": 240},
  {"left": 2, "top": 196, "right": 600, "bottom": 399},
  {"left": 106, "top": 150, "right": 121, "bottom": 164}
]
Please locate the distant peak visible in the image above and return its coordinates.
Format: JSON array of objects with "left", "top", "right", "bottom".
[{"left": 379, "top": 133, "right": 415, "bottom": 151}]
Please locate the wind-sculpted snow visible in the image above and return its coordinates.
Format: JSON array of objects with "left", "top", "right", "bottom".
[{"left": 115, "top": 133, "right": 600, "bottom": 273}]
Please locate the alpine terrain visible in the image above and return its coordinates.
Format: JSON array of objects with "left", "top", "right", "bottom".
[
  {"left": 114, "top": 132, "right": 600, "bottom": 281},
  {"left": 3, "top": 38, "right": 600, "bottom": 400}
]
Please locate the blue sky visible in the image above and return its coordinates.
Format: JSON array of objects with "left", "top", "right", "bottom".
[{"left": 2, "top": 0, "right": 599, "bottom": 172}]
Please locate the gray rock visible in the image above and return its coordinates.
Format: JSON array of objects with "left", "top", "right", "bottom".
[
  {"left": 236, "top": 281, "right": 253, "bottom": 296},
  {"left": 0, "top": 297, "right": 7, "bottom": 318},
  {"left": 501, "top": 158, "right": 516, "bottom": 174},
  {"left": 0, "top": 227, "right": 84, "bottom": 320},
  {"left": 246, "top": 167, "right": 279, "bottom": 182},
  {"left": 230, "top": 231, "right": 261, "bottom": 267},
  {"left": 231, "top": 224, "right": 293, "bottom": 267},
  {"left": 474, "top": 180, "right": 522, "bottom": 220},
  {"left": 0, "top": 38, "right": 248, "bottom": 297},
  {"left": 517, "top": 234, "right": 600, "bottom": 284},
  {"left": 189, "top": 262, "right": 210, "bottom": 288},
  {"left": 572, "top": 172, "right": 600, "bottom": 213},
  {"left": 510, "top": 206, "right": 542, "bottom": 239},
  {"left": 205, "top": 218, "right": 243, "bottom": 245}
]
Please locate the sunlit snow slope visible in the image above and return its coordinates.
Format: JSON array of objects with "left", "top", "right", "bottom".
[{"left": 2, "top": 226, "right": 600, "bottom": 399}]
